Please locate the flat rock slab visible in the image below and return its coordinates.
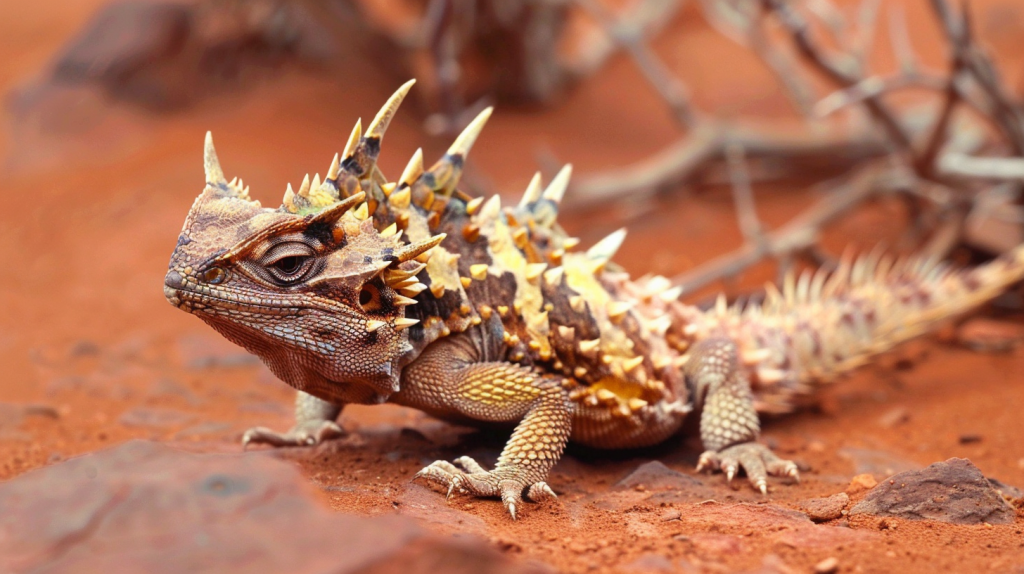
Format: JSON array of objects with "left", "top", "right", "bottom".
[
  {"left": 0, "top": 440, "right": 544, "bottom": 574},
  {"left": 850, "top": 457, "right": 1016, "bottom": 525}
]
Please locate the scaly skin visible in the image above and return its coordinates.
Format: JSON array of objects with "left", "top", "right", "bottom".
[{"left": 164, "top": 81, "right": 1024, "bottom": 518}]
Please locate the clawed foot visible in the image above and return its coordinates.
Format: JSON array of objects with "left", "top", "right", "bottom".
[
  {"left": 242, "top": 420, "right": 344, "bottom": 448},
  {"left": 413, "top": 456, "right": 557, "bottom": 519},
  {"left": 696, "top": 442, "right": 799, "bottom": 494}
]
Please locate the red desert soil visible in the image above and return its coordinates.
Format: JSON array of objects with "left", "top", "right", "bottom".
[{"left": 2, "top": 1, "right": 1024, "bottom": 572}]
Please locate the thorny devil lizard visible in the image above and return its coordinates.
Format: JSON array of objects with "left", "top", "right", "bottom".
[{"left": 165, "top": 81, "right": 1024, "bottom": 519}]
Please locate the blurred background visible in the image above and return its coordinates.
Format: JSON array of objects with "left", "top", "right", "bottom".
[{"left": 3, "top": 1, "right": 1024, "bottom": 569}]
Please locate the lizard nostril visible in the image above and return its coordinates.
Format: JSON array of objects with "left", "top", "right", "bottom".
[{"left": 165, "top": 269, "right": 185, "bottom": 290}]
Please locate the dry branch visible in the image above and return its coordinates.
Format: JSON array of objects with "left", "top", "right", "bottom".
[
  {"left": 568, "top": 119, "right": 894, "bottom": 208},
  {"left": 940, "top": 154, "right": 1024, "bottom": 181},
  {"left": 670, "top": 165, "right": 899, "bottom": 293},
  {"left": 561, "top": 0, "right": 1024, "bottom": 295}
]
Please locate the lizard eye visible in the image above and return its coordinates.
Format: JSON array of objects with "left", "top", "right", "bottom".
[
  {"left": 263, "top": 243, "right": 315, "bottom": 283},
  {"left": 273, "top": 256, "right": 306, "bottom": 275},
  {"left": 201, "top": 267, "right": 227, "bottom": 284}
]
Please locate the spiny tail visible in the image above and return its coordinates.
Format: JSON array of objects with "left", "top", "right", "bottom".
[{"left": 699, "top": 245, "right": 1024, "bottom": 413}]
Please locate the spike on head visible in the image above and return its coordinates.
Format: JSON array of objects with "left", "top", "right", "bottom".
[
  {"left": 392, "top": 233, "right": 446, "bottom": 264},
  {"left": 282, "top": 184, "right": 298, "bottom": 213},
  {"left": 204, "top": 131, "right": 226, "bottom": 185},
  {"left": 343, "top": 119, "right": 363, "bottom": 159}
]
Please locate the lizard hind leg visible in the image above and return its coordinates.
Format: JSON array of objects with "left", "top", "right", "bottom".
[{"left": 686, "top": 337, "right": 799, "bottom": 493}]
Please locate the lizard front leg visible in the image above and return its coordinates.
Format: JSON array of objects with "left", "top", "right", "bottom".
[
  {"left": 397, "top": 338, "right": 571, "bottom": 519},
  {"left": 686, "top": 337, "right": 799, "bottom": 493},
  {"left": 242, "top": 391, "right": 344, "bottom": 448}
]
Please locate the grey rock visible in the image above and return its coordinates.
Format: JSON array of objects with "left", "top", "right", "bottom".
[
  {"left": 603, "top": 461, "right": 717, "bottom": 506},
  {"left": 849, "top": 458, "right": 1015, "bottom": 524},
  {"left": 988, "top": 477, "right": 1024, "bottom": 500}
]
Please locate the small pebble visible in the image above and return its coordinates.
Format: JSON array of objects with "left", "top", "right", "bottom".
[
  {"left": 814, "top": 557, "right": 839, "bottom": 574},
  {"left": 877, "top": 407, "right": 909, "bottom": 428},
  {"left": 660, "top": 509, "right": 681, "bottom": 521},
  {"left": 846, "top": 473, "right": 877, "bottom": 494},
  {"left": 959, "top": 434, "right": 983, "bottom": 444}
]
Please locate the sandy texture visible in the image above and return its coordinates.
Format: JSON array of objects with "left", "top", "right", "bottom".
[{"left": 1, "top": 1, "right": 1024, "bottom": 572}]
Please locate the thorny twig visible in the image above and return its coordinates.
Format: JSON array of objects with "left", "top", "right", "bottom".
[
  {"left": 940, "top": 154, "right": 1024, "bottom": 181},
  {"left": 573, "top": 0, "right": 697, "bottom": 128},
  {"left": 725, "top": 143, "right": 765, "bottom": 246},
  {"left": 671, "top": 165, "right": 901, "bottom": 293},
  {"left": 760, "top": 0, "right": 912, "bottom": 151},
  {"left": 564, "top": 0, "right": 1024, "bottom": 295}
]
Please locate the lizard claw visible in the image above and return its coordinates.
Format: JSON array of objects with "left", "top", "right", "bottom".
[
  {"left": 412, "top": 457, "right": 555, "bottom": 519},
  {"left": 242, "top": 420, "right": 344, "bottom": 449},
  {"left": 526, "top": 482, "right": 557, "bottom": 502},
  {"left": 696, "top": 441, "right": 798, "bottom": 493}
]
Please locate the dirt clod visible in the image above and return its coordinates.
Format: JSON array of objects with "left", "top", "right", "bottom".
[
  {"left": 847, "top": 474, "right": 879, "bottom": 494},
  {"left": 799, "top": 492, "right": 850, "bottom": 522}
]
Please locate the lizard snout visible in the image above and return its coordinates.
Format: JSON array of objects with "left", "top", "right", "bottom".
[{"left": 164, "top": 270, "right": 184, "bottom": 306}]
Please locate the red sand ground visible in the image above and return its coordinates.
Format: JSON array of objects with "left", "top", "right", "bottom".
[{"left": 2, "top": 1, "right": 1024, "bottom": 572}]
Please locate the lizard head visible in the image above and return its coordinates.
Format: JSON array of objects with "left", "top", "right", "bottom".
[{"left": 164, "top": 125, "right": 443, "bottom": 402}]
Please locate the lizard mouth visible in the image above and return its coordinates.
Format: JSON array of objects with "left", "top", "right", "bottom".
[
  {"left": 163, "top": 268, "right": 296, "bottom": 316},
  {"left": 164, "top": 284, "right": 182, "bottom": 307},
  {"left": 163, "top": 268, "right": 348, "bottom": 319}
]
